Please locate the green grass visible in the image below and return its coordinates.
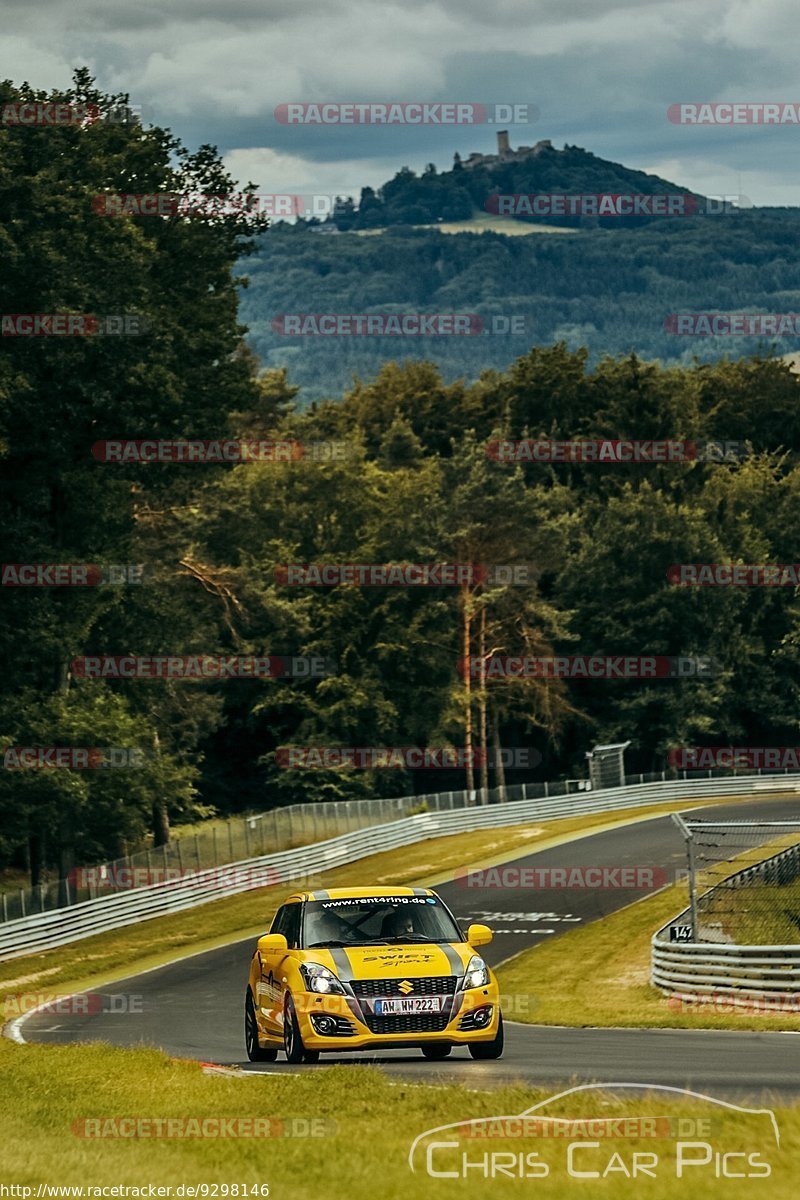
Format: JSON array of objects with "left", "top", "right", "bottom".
[
  {"left": 0, "top": 1038, "right": 798, "bottom": 1194},
  {"left": 729, "top": 877, "right": 800, "bottom": 944}
]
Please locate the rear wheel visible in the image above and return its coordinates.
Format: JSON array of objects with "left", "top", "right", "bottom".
[
  {"left": 283, "top": 995, "right": 320, "bottom": 1064},
  {"left": 245, "top": 990, "right": 279, "bottom": 1062},
  {"left": 468, "top": 1013, "right": 504, "bottom": 1060},
  {"left": 421, "top": 1045, "right": 452, "bottom": 1060}
]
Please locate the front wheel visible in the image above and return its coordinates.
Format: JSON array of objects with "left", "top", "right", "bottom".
[
  {"left": 245, "top": 990, "right": 279, "bottom": 1062},
  {"left": 283, "top": 995, "right": 320, "bottom": 1064},
  {"left": 468, "top": 1013, "right": 504, "bottom": 1060}
]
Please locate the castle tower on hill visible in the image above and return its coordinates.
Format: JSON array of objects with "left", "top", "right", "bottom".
[{"left": 461, "top": 130, "right": 553, "bottom": 169}]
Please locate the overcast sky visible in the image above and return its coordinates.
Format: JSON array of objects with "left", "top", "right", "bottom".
[{"left": 4, "top": 0, "right": 799, "bottom": 205}]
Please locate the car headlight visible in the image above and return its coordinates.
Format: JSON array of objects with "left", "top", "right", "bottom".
[
  {"left": 300, "top": 962, "right": 346, "bottom": 995},
  {"left": 463, "top": 954, "right": 490, "bottom": 989}
]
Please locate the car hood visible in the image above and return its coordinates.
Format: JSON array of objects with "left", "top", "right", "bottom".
[{"left": 302, "top": 942, "right": 473, "bottom": 980}]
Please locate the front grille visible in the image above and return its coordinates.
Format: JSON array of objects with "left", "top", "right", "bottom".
[
  {"left": 362, "top": 1011, "right": 451, "bottom": 1034},
  {"left": 351, "top": 976, "right": 458, "bottom": 998}
]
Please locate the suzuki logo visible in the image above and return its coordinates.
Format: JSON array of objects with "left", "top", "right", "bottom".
[{"left": 398, "top": 980, "right": 414, "bottom": 995}]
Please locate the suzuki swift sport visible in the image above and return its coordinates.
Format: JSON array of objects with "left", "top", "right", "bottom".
[{"left": 245, "top": 886, "right": 503, "bottom": 1063}]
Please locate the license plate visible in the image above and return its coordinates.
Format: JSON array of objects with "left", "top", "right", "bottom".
[{"left": 373, "top": 997, "right": 442, "bottom": 1014}]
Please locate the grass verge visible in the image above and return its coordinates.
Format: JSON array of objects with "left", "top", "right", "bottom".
[{"left": 0, "top": 1037, "right": 798, "bottom": 1194}]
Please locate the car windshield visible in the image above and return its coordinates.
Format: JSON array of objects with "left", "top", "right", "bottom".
[{"left": 303, "top": 895, "right": 462, "bottom": 947}]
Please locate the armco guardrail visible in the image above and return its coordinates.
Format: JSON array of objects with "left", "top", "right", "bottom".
[
  {"left": 652, "top": 941, "right": 800, "bottom": 1001},
  {"left": 653, "top": 842, "right": 800, "bottom": 1000},
  {"left": 2, "top": 772, "right": 798, "bottom": 962}
]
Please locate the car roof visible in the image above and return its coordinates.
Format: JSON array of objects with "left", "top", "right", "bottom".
[{"left": 282, "top": 886, "right": 436, "bottom": 903}]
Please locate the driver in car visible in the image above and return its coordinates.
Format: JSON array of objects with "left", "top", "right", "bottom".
[{"left": 380, "top": 909, "right": 415, "bottom": 938}]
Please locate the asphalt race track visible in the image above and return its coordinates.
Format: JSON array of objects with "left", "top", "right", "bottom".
[{"left": 17, "top": 796, "right": 800, "bottom": 1098}]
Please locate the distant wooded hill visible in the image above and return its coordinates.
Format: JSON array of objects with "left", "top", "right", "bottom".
[{"left": 240, "top": 202, "right": 800, "bottom": 403}]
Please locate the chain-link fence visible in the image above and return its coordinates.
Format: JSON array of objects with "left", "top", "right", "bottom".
[{"left": 669, "top": 815, "right": 800, "bottom": 944}]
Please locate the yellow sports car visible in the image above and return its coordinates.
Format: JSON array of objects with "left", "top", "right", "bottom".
[{"left": 245, "top": 886, "right": 503, "bottom": 1063}]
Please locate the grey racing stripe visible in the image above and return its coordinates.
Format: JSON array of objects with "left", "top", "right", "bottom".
[
  {"left": 440, "top": 942, "right": 464, "bottom": 977},
  {"left": 327, "top": 946, "right": 352, "bottom": 981}
]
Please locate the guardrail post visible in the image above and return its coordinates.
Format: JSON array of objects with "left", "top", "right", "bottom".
[{"left": 2, "top": 892, "right": 7, "bottom": 922}]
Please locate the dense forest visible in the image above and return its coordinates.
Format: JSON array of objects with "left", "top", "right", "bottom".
[
  {"left": 3, "top": 76, "right": 800, "bottom": 885},
  {"left": 243, "top": 210, "right": 800, "bottom": 401}
]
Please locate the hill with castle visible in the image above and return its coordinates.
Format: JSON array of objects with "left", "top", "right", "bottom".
[{"left": 309, "top": 133, "right": 702, "bottom": 231}]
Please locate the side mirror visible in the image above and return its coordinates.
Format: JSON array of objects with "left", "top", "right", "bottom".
[
  {"left": 258, "top": 933, "right": 288, "bottom": 955},
  {"left": 466, "top": 923, "right": 493, "bottom": 948}
]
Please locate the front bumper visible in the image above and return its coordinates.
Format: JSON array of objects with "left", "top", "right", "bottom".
[{"left": 291, "top": 983, "right": 501, "bottom": 1050}]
